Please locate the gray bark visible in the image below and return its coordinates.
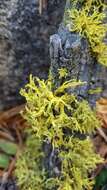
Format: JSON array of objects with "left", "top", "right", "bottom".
[
  {"left": 0, "top": 0, "right": 66, "bottom": 110},
  {"left": 50, "top": 24, "right": 107, "bottom": 107}
]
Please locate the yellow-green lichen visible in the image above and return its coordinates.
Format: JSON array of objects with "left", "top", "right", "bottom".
[
  {"left": 58, "top": 68, "right": 68, "bottom": 79},
  {"left": 15, "top": 75, "right": 103, "bottom": 190},
  {"left": 88, "top": 87, "right": 102, "bottom": 94},
  {"left": 65, "top": 0, "right": 107, "bottom": 66}
]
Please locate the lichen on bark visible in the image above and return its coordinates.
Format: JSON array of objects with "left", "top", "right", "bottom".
[{"left": 50, "top": 1, "right": 107, "bottom": 107}]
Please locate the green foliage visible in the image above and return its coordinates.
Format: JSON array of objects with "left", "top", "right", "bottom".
[
  {"left": 0, "top": 140, "right": 17, "bottom": 169},
  {"left": 0, "top": 153, "right": 10, "bottom": 169},
  {"left": 15, "top": 75, "right": 103, "bottom": 190},
  {"left": 0, "top": 140, "right": 17, "bottom": 155},
  {"left": 94, "top": 167, "right": 107, "bottom": 190},
  {"left": 65, "top": 0, "right": 107, "bottom": 66}
]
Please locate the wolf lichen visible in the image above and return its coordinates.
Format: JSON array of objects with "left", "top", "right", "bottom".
[
  {"left": 15, "top": 75, "right": 103, "bottom": 190},
  {"left": 66, "top": 0, "right": 107, "bottom": 66},
  {"left": 58, "top": 68, "right": 68, "bottom": 79}
]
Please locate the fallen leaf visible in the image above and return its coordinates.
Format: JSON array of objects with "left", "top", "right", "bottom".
[
  {"left": 0, "top": 140, "right": 18, "bottom": 155},
  {"left": 0, "top": 154, "right": 10, "bottom": 169}
]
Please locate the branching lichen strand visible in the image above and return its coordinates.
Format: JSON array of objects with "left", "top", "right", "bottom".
[{"left": 15, "top": 75, "right": 103, "bottom": 190}]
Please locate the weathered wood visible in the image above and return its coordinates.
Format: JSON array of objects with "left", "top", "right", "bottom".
[
  {"left": 50, "top": 24, "right": 107, "bottom": 107},
  {"left": 47, "top": 4, "right": 107, "bottom": 177}
]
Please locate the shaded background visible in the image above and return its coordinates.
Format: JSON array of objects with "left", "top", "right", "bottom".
[{"left": 0, "top": 0, "right": 66, "bottom": 110}]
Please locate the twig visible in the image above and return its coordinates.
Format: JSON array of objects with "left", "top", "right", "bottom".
[
  {"left": 39, "top": 0, "right": 47, "bottom": 14},
  {"left": 39, "top": 0, "right": 42, "bottom": 14},
  {"left": 0, "top": 172, "right": 8, "bottom": 190},
  {"left": 15, "top": 125, "right": 23, "bottom": 148},
  {"left": 0, "top": 104, "right": 25, "bottom": 122},
  {"left": 0, "top": 130, "right": 14, "bottom": 141},
  {"left": 0, "top": 150, "right": 20, "bottom": 184},
  {"left": 7, "top": 157, "right": 17, "bottom": 177},
  {"left": 97, "top": 127, "right": 107, "bottom": 143}
]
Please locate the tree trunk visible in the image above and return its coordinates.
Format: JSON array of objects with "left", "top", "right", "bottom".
[{"left": 0, "top": 0, "right": 66, "bottom": 110}]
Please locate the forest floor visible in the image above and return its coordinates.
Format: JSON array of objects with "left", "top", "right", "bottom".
[{"left": 0, "top": 99, "right": 107, "bottom": 190}]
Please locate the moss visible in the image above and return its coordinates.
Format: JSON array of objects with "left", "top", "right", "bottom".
[
  {"left": 15, "top": 75, "right": 103, "bottom": 190},
  {"left": 65, "top": 0, "right": 107, "bottom": 66}
]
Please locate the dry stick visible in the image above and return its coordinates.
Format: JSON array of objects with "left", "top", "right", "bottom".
[
  {"left": 0, "top": 123, "right": 15, "bottom": 141},
  {"left": 0, "top": 130, "right": 14, "bottom": 141},
  {"left": 39, "top": 0, "right": 43, "bottom": 14},
  {"left": 39, "top": 0, "right": 47, "bottom": 14},
  {"left": 0, "top": 172, "right": 8, "bottom": 190},
  {"left": 0, "top": 104, "right": 25, "bottom": 122},
  {"left": 97, "top": 127, "right": 107, "bottom": 143},
  {"left": 15, "top": 124, "right": 23, "bottom": 148},
  {"left": 7, "top": 157, "right": 17, "bottom": 177}
]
